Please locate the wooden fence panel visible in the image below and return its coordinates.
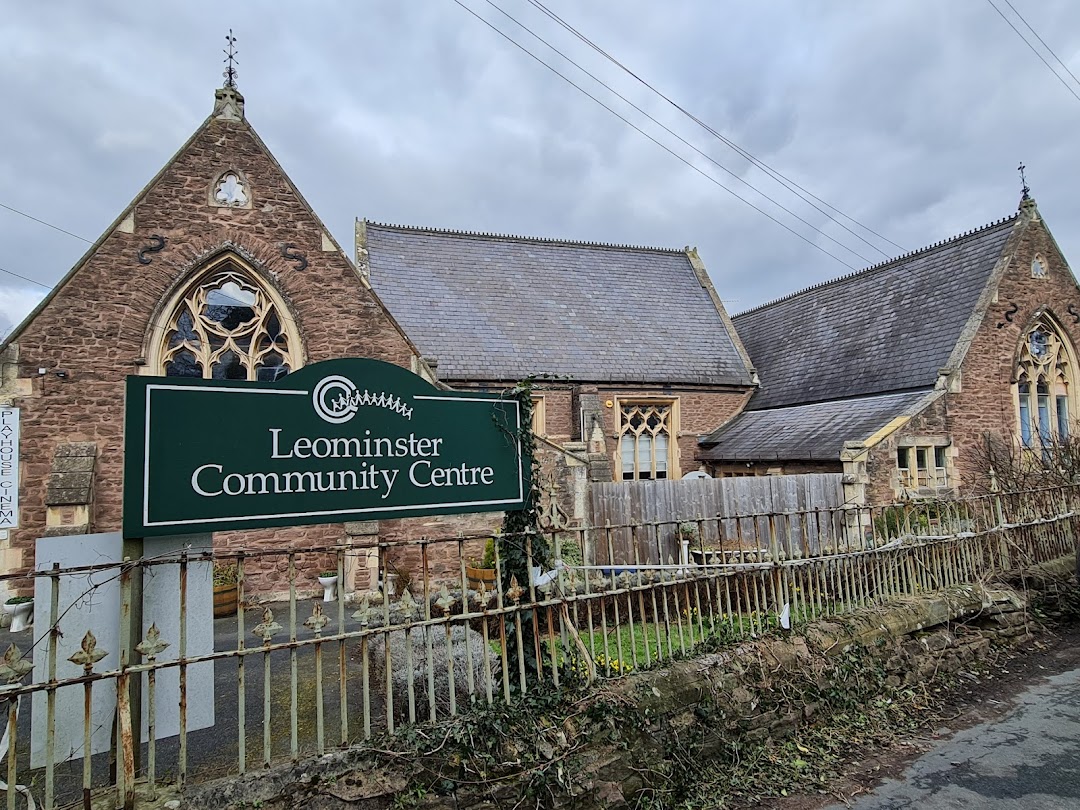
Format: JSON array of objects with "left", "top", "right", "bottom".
[{"left": 588, "top": 474, "right": 846, "bottom": 564}]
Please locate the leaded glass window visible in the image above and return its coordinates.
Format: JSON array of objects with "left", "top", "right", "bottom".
[
  {"left": 160, "top": 265, "right": 298, "bottom": 382},
  {"left": 618, "top": 402, "right": 675, "bottom": 480},
  {"left": 1016, "top": 320, "right": 1072, "bottom": 448}
]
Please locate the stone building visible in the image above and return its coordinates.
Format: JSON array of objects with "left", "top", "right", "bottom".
[
  {"left": 0, "top": 83, "right": 756, "bottom": 594},
  {"left": 360, "top": 222, "right": 756, "bottom": 484},
  {"left": 699, "top": 196, "right": 1080, "bottom": 505},
  {"left": 355, "top": 221, "right": 758, "bottom": 572},
  {"left": 0, "top": 85, "right": 426, "bottom": 594},
  {"left": 5, "top": 76, "right": 1073, "bottom": 598}
]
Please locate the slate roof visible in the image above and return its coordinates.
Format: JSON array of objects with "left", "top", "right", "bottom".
[
  {"left": 699, "top": 390, "right": 934, "bottom": 462},
  {"left": 366, "top": 223, "right": 754, "bottom": 385},
  {"left": 733, "top": 215, "right": 1018, "bottom": 411}
]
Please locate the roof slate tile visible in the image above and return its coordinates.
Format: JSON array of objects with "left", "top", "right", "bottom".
[
  {"left": 733, "top": 216, "right": 1017, "bottom": 410},
  {"left": 367, "top": 224, "right": 753, "bottom": 385},
  {"left": 699, "top": 390, "right": 934, "bottom": 461}
]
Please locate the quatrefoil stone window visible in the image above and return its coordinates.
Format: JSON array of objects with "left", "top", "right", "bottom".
[{"left": 213, "top": 171, "right": 250, "bottom": 207}]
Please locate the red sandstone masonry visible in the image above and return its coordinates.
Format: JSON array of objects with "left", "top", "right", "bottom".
[
  {"left": 3, "top": 111, "right": 417, "bottom": 585},
  {"left": 864, "top": 397, "right": 949, "bottom": 506},
  {"left": 862, "top": 209, "right": 1080, "bottom": 503},
  {"left": 947, "top": 212, "right": 1080, "bottom": 491}
]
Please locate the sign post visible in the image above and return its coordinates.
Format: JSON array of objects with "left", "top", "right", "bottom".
[{"left": 123, "top": 358, "right": 527, "bottom": 537}]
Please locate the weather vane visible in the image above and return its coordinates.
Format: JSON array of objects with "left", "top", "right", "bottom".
[
  {"left": 1018, "top": 162, "right": 1030, "bottom": 201},
  {"left": 222, "top": 29, "right": 239, "bottom": 89}
]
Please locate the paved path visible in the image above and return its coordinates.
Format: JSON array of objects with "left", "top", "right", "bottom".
[{"left": 823, "top": 665, "right": 1080, "bottom": 809}]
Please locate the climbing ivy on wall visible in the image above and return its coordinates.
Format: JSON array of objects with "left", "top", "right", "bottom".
[{"left": 498, "top": 377, "right": 552, "bottom": 683}]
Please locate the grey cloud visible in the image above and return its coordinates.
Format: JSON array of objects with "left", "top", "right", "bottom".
[{"left": 2, "top": 0, "right": 1080, "bottom": 337}]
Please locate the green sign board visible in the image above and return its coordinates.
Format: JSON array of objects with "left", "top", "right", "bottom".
[{"left": 123, "top": 359, "right": 526, "bottom": 537}]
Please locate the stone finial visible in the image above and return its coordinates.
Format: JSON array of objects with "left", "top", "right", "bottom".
[{"left": 214, "top": 86, "right": 245, "bottom": 121}]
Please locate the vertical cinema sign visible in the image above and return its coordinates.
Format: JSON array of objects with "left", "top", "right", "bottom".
[
  {"left": 123, "top": 359, "right": 527, "bottom": 538},
  {"left": 0, "top": 408, "right": 18, "bottom": 529}
]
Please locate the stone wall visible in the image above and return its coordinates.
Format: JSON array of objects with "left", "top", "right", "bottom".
[
  {"left": 863, "top": 395, "right": 951, "bottom": 506},
  {"left": 187, "top": 555, "right": 1077, "bottom": 810},
  {"left": 948, "top": 203, "right": 1080, "bottom": 491}
]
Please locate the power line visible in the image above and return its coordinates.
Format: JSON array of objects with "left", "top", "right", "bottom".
[
  {"left": 1000, "top": 0, "right": 1080, "bottom": 90},
  {"left": 0, "top": 265, "right": 53, "bottom": 290},
  {"left": 0, "top": 202, "right": 93, "bottom": 244},
  {"left": 0, "top": 207, "right": 305, "bottom": 333},
  {"left": 985, "top": 0, "right": 1080, "bottom": 105},
  {"left": 482, "top": 0, "right": 884, "bottom": 264},
  {"left": 449, "top": 0, "right": 861, "bottom": 271},
  {"left": 522, "top": 0, "right": 906, "bottom": 255}
]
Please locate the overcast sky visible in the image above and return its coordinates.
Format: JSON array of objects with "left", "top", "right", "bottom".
[{"left": 3, "top": 1, "right": 1080, "bottom": 335}]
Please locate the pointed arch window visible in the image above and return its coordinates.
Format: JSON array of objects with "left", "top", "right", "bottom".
[
  {"left": 154, "top": 257, "right": 301, "bottom": 382},
  {"left": 1016, "top": 319, "right": 1073, "bottom": 449}
]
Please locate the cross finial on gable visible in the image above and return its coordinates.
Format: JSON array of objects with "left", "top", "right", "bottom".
[
  {"left": 223, "top": 29, "right": 239, "bottom": 89},
  {"left": 213, "top": 30, "right": 245, "bottom": 121},
  {"left": 1018, "top": 162, "right": 1030, "bottom": 201}
]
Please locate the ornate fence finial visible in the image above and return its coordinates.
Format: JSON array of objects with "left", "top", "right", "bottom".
[
  {"left": 135, "top": 624, "right": 170, "bottom": 661},
  {"left": 0, "top": 644, "right": 32, "bottom": 683},
  {"left": 351, "top": 594, "right": 371, "bottom": 626},
  {"left": 253, "top": 607, "right": 282, "bottom": 644},
  {"left": 506, "top": 575, "right": 524, "bottom": 603},
  {"left": 304, "top": 602, "right": 330, "bottom": 635},
  {"left": 68, "top": 631, "right": 107, "bottom": 670},
  {"left": 435, "top": 584, "right": 456, "bottom": 615},
  {"left": 476, "top": 580, "right": 494, "bottom": 608}
]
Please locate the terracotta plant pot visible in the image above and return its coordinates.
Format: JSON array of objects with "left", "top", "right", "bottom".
[
  {"left": 213, "top": 583, "right": 238, "bottom": 618},
  {"left": 466, "top": 566, "right": 497, "bottom": 591}
]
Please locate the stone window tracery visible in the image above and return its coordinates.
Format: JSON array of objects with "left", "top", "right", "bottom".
[
  {"left": 213, "top": 171, "right": 250, "bottom": 207},
  {"left": 157, "top": 261, "right": 299, "bottom": 382},
  {"left": 1016, "top": 319, "right": 1072, "bottom": 449},
  {"left": 616, "top": 400, "right": 678, "bottom": 480}
]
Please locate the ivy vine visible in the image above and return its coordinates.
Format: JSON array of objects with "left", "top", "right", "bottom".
[{"left": 497, "top": 377, "right": 552, "bottom": 684}]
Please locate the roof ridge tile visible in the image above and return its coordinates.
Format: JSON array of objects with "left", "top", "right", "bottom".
[
  {"left": 734, "top": 212, "right": 1019, "bottom": 318},
  {"left": 366, "top": 220, "right": 686, "bottom": 254}
]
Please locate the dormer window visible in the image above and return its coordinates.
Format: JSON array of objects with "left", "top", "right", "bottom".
[{"left": 1031, "top": 255, "right": 1048, "bottom": 279}]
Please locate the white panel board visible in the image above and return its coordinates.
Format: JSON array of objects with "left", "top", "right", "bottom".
[
  {"left": 140, "top": 534, "right": 215, "bottom": 742},
  {"left": 32, "top": 532, "right": 122, "bottom": 769},
  {"left": 31, "top": 533, "right": 217, "bottom": 768}
]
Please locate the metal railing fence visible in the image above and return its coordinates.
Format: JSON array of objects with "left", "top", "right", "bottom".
[{"left": 0, "top": 482, "right": 1076, "bottom": 808}]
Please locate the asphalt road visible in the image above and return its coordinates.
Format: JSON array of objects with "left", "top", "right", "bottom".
[{"left": 822, "top": 663, "right": 1080, "bottom": 809}]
